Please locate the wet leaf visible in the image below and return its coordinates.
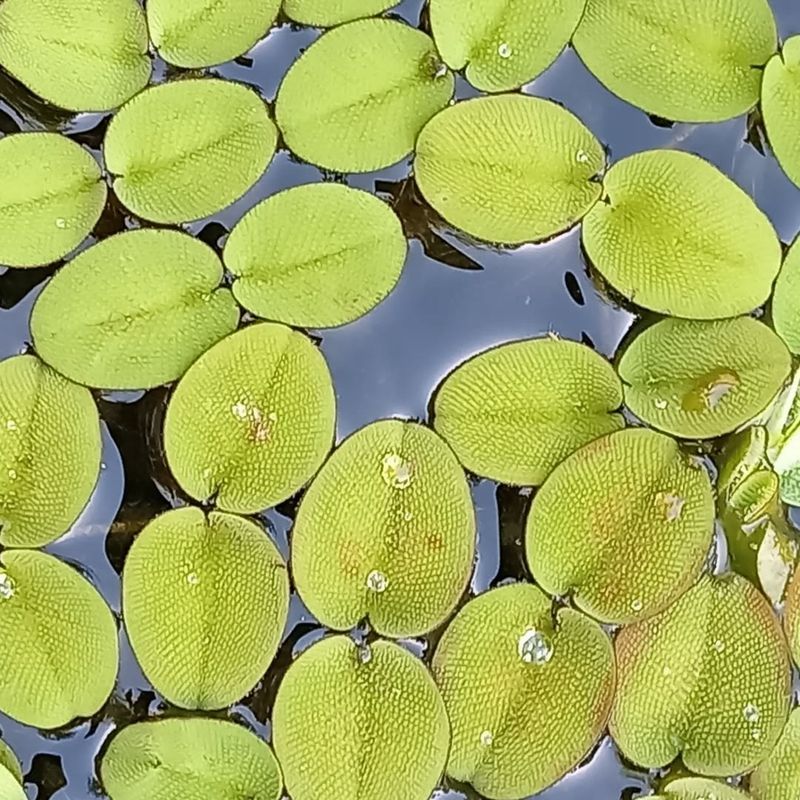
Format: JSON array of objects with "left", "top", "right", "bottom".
[
  {"left": 611, "top": 574, "right": 791, "bottom": 775},
  {"left": 0, "top": 740, "right": 23, "bottom": 786},
  {"left": 273, "top": 636, "right": 449, "bottom": 800},
  {"left": 123, "top": 507, "right": 289, "bottom": 710},
  {"left": 526, "top": 428, "right": 715, "bottom": 624},
  {"left": 101, "top": 718, "right": 283, "bottom": 800},
  {"left": 105, "top": 78, "right": 277, "bottom": 223},
  {"left": 572, "top": 0, "right": 777, "bottom": 122},
  {"left": 275, "top": 19, "right": 454, "bottom": 172},
  {"left": 773, "top": 235, "right": 800, "bottom": 354},
  {"left": 0, "top": 549, "right": 118, "bottom": 729},
  {"left": 618, "top": 317, "right": 791, "bottom": 439},
  {"left": 431, "top": 583, "right": 615, "bottom": 800},
  {"left": 784, "top": 568, "right": 800, "bottom": 667},
  {"left": 164, "top": 323, "right": 335, "bottom": 514},
  {"left": 0, "top": 355, "right": 101, "bottom": 548},
  {"left": 148, "top": 0, "right": 280, "bottom": 68},
  {"left": 762, "top": 37, "right": 800, "bottom": 189},
  {"left": 432, "top": 337, "right": 624, "bottom": 485},
  {"left": 414, "top": 94, "right": 604, "bottom": 244},
  {"left": 653, "top": 777, "right": 751, "bottom": 799},
  {"left": 0, "top": 765, "right": 25, "bottom": 800},
  {"left": 292, "top": 420, "right": 475, "bottom": 637},
  {"left": 0, "top": 133, "right": 106, "bottom": 268},
  {"left": 582, "top": 150, "right": 782, "bottom": 318},
  {"left": 750, "top": 708, "right": 800, "bottom": 800},
  {"left": 430, "top": 0, "right": 586, "bottom": 92},
  {"left": 224, "top": 184, "right": 407, "bottom": 328},
  {"left": 283, "top": 0, "right": 398, "bottom": 26}
]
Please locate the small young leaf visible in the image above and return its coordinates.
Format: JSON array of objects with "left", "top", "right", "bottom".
[
  {"left": 618, "top": 317, "right": 791, "bottom": 439},
  {"left": 275, "top": 19, "right": 454, "bottom": 172},
  {"left": 762, "top": 36, "right": 800, "bottom": 189},
  {"left": 432, "top": 583, "right": 615, "bottom": 800},
  {"left": 282, "top": 0, "right": 398, "bottom": 26},
  {"left": 611, "top": 574, "right": 791, "bottom": 776},
  {"left": 784, "top": 568, "right": 800, "bottom": 667},
  {"left": 430, "top": 0, "right": 586, "bottom": 92},
  {"left": 0, "top": 0, "right": 150, "bottom": 111},
  {"left": 750, "top": 707, "right": 800, "bottom": 800},
  {"left": 432, "top": 337, "right": 624, "bottom": 485},
  {"left": 273, "top": 636, "right": 449, "bottom": 800},
  {"left": 0, "top": 133, "right": 106, "bottom": 268},
  {"left": 582, "top": 150, "right": 782, "bottom": 318},
  {"left": 105, "top": 79, "right": 277, "bottom": 223},
  {"left": 0, "top": 355, "right": 101, "bottom": 548},
  {"left": 123, "top": 507, "right": 289, "bottom": 710},
  {"left": 224, "top": 183, "right": 407, "bottom": 327},
  {"left": 101, "top": 718, "right": 283, "bottom": 800},
  {"left": 414, "top": 94, "right": 604, "bottom": 244},
  {"left": 526, "top": 428, "right": 715, "bottom": 624},
  {"left": 0, "top": 740, "right": 23, "bottom": 786},
  {"left": 653, "top": 778, "right": 751, "bottom": 800},
  {"left": 572, "top": 0, "right": 777, "bottom": 122},
  {"left": 0, "top": 550, "right": 118, "bottom": 729},
  {"left": 31, "top": 230, "right": 240, "bottom": 391},
  {"left": 292, "top": 420, "right": 475, "bottom": 638},
  {"left": 164, "top": 323, "right": 335, "bottom": 514},
  {"left": 773, "top": 236, "right": 800, "bottom": 354}
]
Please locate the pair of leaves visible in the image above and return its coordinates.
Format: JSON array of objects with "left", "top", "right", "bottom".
[
  {"left": 762, "top": 37, "right": 800, "bottom": 189},
  {"left": 750, "top": 708, "right": 800, "bottom": 800},
  {"left": 283, "top": 0, "right": 399, "bottom": 26}
]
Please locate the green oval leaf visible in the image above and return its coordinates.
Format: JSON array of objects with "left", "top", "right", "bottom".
[
  {"left": 0, "top": 0, "right": 150, "bottom": 112},
  {"left": 0, "top": 549, "right": 118, "bottom": 729},
  {"left": 762, "top": 36, "right": 800, "bottom": 189},
  {"left": 526, "top": 428, "right": 715, "bottom": 624},
  {"left": 784, "top": 567, "right": 800, "bottom": 668},
  {"left": 101, "top": 718, "right": 283, "bottom": 800},
  {"left": 224, "top": 184, "right": 407, "bottom": 328},
  {"left": 0, "top": 355, "right": 101, "bottom": 548},
  {"left": 0, "top": 766, "right": 25, "bottom": 800},
  {"left": 433, "top": 337, "right": 624, "bottom": 485},
  {"left": 105, "top": 79, "right": 277, "bottom": 223},
  {"left": 414, "top": 94, "right": 604, "bottom": 244},
  {"left": 0, "top": 133, "right": 106, "bottom": 269},
  {"left": 275, "top": 19, "right": 454, "bottom": 172},
  {"left": 292, "top": 419, "right": 475, "bottom": 638},
  {"left": 618, "top": 317, "right": 791, "bottom": 439},
  {"left": 123, "top": 507, "right": 289, "bottom": 710},
  {"left": 750, "top": 707, "right": 800, "bottom": 800},
  {"left": 283, "top": 0, "right": 398, "bottom": 26},
  {"left": 611, "top": 573, "right": 791, "bottom": 775},
  {"left": 31, "top": 230, "right": 240, "bottom": 391},
  {"left": 773, "top": 236, "right": 800, "bottom": 355},
  {"left": 572, "top": 0, "right": 777, "bottom": 122},
  {"left": 653, "top": 778, "right": 751, "bottom": 800},
  {"left": 164, "top": 323, "right": 336, "bottom": 514},
  {"left": 430, "top": 0, "right": 586, "bottom": 92},
  {"left": 148, "top": 0, "right": 280, "bottom": 68},
  {"left": 582, "top": 150, "right": 781, "bottom": 318},
  {"left": 431, "top": 583, "right": 615, "bottom": 800},
  {"left": 0, "top": 740, "right": 23, "bottom": 786},
  {"left": 273, "top": 635, "right": 449, "bottom": 800}
]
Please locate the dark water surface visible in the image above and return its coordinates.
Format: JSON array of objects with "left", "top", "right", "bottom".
[{"left": 1, "top": 1, "right": 800, "bottom": 798}]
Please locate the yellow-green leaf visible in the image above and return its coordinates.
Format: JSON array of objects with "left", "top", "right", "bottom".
[
  {"left": 750, "top": 707, "right": 800, "bottom": 800},
  {"left": 611, "top": 574, "right": 791, "bottom": 775},
  {"left": 123, "top": 507, "right": 289, "bottom": 710},
  {"left": 526, "top": 428, "right": 715, "bottom": 623},
  {"left": 582, "top": 149, "right": 782, "bottom": 318},
  {"left": 572, "top": 0, "right": 777, "bottom": 122},
  {"left": 282, "top": 0, "right": 398, "bottom": 26},
  {"left": 164, "top": 323, "right": 335, "bottom": 514},
  {"left": 0, "top": 740, "right": 22, "bottom": 786},
  {"left": 431, "top": 583, "right": 615, "bottom": 800},
  {"left": 0, "top": 765, "right": 25, "bottom": 800},
  {"left": 105, "top": 79, "right": 277, "bottom": 223},
  {"left": 653, "top": 778, "right": 751, "bottom": 800},
  {"left": 224, "top": 183, "right": 407, "bottom": 328},
  {"left": 0, "top": 550, "right": 118, "bottom": 729},
  {"left": 773, "top": 236, "right": 800, "bottom": 355},
  {"left": 275, "top": 19, "right": 454, "bottom": 172},
  {"left": 273, "top": 636, "right": 449, "bottom": 800},
  {"left": 762, "top": 36, "right": 800, "bottom": 189},
  {"left": 784, "top": 567, "right": 800, "bottom": 667},
  {"left": 414, "top": 94, "right": 604, "bottom": 244},
  {"left": 292, "top": 420, "right": 475, "bottom": 638},
  {"left": 0, "top": 355, "right": 101, "bottom": 548},
  {"left": 432, "top": 337, "right": 624, "bottom": 485}
]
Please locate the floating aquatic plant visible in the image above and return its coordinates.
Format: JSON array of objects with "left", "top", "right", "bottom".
[
  {"left": 784, "top": 567, "right": 800, "bottom": 667},
  {"left": 0, "top": 740, "right": 22, "bottom": 787},
  {"left": 750, "top": 707, "right": 800, "bottom": 800},
  {"left": 0, "top": 759, "right": 25, "bottom": 800},
  {"left": 282, "top": 0, "right": 399, "bottom": 26},
  {"left": 652, "top": 778, "right": 751, "bottom": 800},
  {"left": 772, "top": 235, "right": 800, "bottom": 354}
]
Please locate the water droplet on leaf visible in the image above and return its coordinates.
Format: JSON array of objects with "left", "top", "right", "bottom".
[
  {"left": 479, "top": 730, "right": 494, "bottom": 747},
  {"left": 0, "top": 573, "right": 15, "bottom": 600},
  {"left": 55, "top": 218, "right": 67, "bottom": 229},
  {"left": 186, "top": 572, "right": 200, "bottom": 586},
  {"left": 576, "top": 149, "right": 590, "bottom": 164},
  {"left": 713, "top": 639, "right": 726, "bottom": 653},
  {"left": 654, "top": 398, "right": 668, "bottom": 410},
  {"left": 744, "top": 703, "right": 760, "bottom": 723},
  {"left": 682, "top": 368, "right": 741, "bottom": 411},
  {"left": 366, "top": 570, "right": 389, "bottom": 593},
  {"left": 631, "top": 598, "right": 643, "bottom": 612},
  {"left": 381, "top": 453, "right": 413, "bottom": 489},
  {"left": 518, "top": 628, "right": 553, "bottom": 664},
  {"left": 498, "top": 42, "right": 512, "bottom": 59},
  {"left": 5, "top": 419, "right": 17, "bottom": 431},
  {"left": 658, "top": 492, "right": 685, "bottom": 522}
]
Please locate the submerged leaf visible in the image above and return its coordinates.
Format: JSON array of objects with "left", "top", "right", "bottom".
[
  {"left": 414, "top": 94, "right": 604, "bottom": 244},
  {"left": 611, "top": 574, "right": 791, "bottom": 775},
  {"left": 0, "top": 133, "right": 106, "bottom": 268},
  {"left": 101, "top": 718, "right": 283, "bottom": 800},
  {"left": 750, "top": 708, "right": 800, "bottom": 800},
  {"left": 572, "top": 0, "right": 777, "bottom": 122},
  {"left": 773, "top": 236, "right": 800, "bottom": 354},
  {"left": 105, "top": 79, "right": 277, "bottom": 223},
  {"left": 0, "top": 740, "right": 22, "bottom": 786},
  {"left": 273, "top": 636, "right": 449, "bottom": 800},
  {"left": 164, "top": 323, "right": 335, "bottom": 514},
  {"left": 432, "top": 337, "right": 624, "bottom": 485},
  {"left": 432, "top": 583, "right": 615, "bottom": 800},
  {"left": 224, "top": 184, "right": 407, "bottom": 327},
  {"left": 0, "top": 550, "right": 118, "bottom": 729},
  {"left": 283, "top": 0, "right": 398, "bottom": 26},
  {"left": 653, "top": 778, "right": 751, "bottom": 799},
  {"left": 526, "top": 428, "right": 715, "bottom": 624},
  {"left": 430, "top": 0, "right": 586, "bottom": 92},
  {"left": 583, "top": 150, "right": 782, "bottom": 318},
  {"left": 762, "top": 37, "right": 800, "bottom": 189},
  {"left": 0, "top": 355, "right": 101, "bottom": 548},
  {"left": 275, "top": 19, "right": 454, "bottom": 172}
]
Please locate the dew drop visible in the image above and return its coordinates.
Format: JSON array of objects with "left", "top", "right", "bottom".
[
  {"left": 649, "top": 43, "right": 657, "bottom": 53},
  {"left": 682, "top": 369, "right": 740, "bottom": 412},
  {"left": 231, "top": 401, "right": 248, "bottom": 419},
  {"left": 5, "top": 419, "right": 17, "bottom": 431},
  {"left": 743, "top": 703, "right": 760, "bottom": 723},
  {"left": 479, "top": 730, "right": 494, "bottom": 747},
  {"left": 403, "top": 510, "right": 414, "bottom": 522},
  {"left": 202, "top": 467, "right": 213, "bottom": 480},
  {"left": 518, "top": 628, "right": 553, "bottom": 665},
  {"left": 498, "top": 42, "right": 512, "bottom": 58},
  {"left": 100, "top": 462, "right": 107, "bottom": 470},
  {"left": 713, "top": 639, "right": 726, "bottom": 653},
  {"left": 654, "top": 398, "right": 668, "bottom": 410},
  {"left": 658, "top": 492, "right": 685, "bottom": 522},
  {"left": 186, "top": 572, "right": 200, "bottom": 586},
  {"left": 434, "top": 62, "right": 449, "bottom": 79},
  {"left": 662, "top": 665, "right": 672, "bottom": 677},
  {"left": 631, "top": 598, "right": 643, "bottom": 613},
  {"left": 576, "top": 149, "right": 590, "bottom": 164},
  {"left": 357, "top": 643, "right": 372, "bottom": 664},
  {"left": 366, "top": 570, "right": 389, "bottom": 593},
  {"left": 752, "top": 728, "right": 762, "bottom": 740},
  {"left": 382, "top": 454, "right": 413, "bottom": 489},
  {"left": 0, "top": 573, "right": 15, "bottom": 600},
  {"left": 7, "top": 468, "right": 17, "bottom": 480},
  {"left": 55, "top": 217, "right": 67, "bottom": 229}
]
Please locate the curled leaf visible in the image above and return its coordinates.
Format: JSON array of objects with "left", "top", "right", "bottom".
[{"left": 762, "top": 36, "right": 800, "bottom": 189}]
